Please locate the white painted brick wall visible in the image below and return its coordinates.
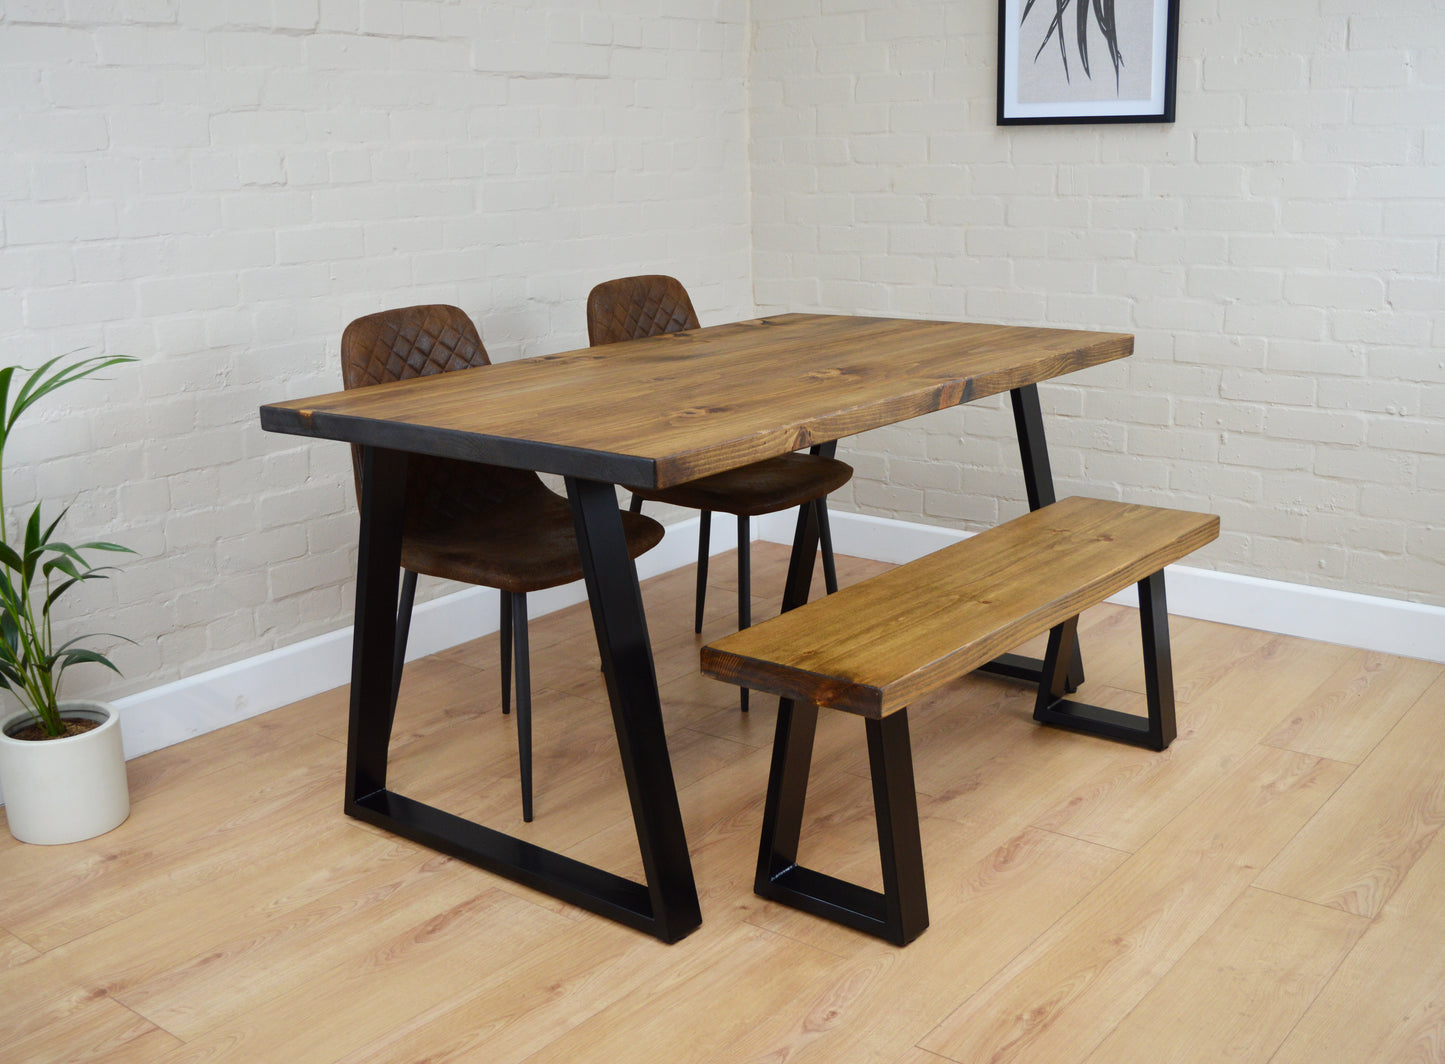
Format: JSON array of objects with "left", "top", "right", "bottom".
[
  {"left": 0, "top": 0, "right": 752, "bottom": 701},
  {"left": 4, "top": 0, "right": 1441, "bottom": 717},
  {"left": 752, "top": 0, "right": 1445, "bottom": 608}
]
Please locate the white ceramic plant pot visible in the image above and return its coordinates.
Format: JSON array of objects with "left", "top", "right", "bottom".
[{"left": 0, "top": 700, "right": 130, "bottom": 845}]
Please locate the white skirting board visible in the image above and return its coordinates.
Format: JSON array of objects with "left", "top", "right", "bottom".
[
  {"left": 13, "top": 506, "right": 1436, "bottom": 793},
  {"left": 98, "top": 513, "right": 733, "bottom": 766}
]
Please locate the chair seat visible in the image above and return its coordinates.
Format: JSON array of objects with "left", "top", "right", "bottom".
[
  {"left": 401, "top": 463, "right": 664, "bottom": 592},
  {"left": 631, "top": 453, "right": 853, "bottom": 517}
]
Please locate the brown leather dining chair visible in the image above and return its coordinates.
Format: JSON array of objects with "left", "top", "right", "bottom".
[
  {"left": 585, "top": 275, "right": 853, "bottom": 710},
  {"left": 340, "top": 304, "right": 665, "bottom": 822}
]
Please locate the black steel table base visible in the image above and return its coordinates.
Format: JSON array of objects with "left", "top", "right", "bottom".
[
  {"left": 343, "top": 449, "right": 701, "bottom": 944},
  {"left": 348, "top": 790, "right": 660, "bottom": 928},
  {"left": 978, "top": 385, "right": 1085, "bottom": 692}
]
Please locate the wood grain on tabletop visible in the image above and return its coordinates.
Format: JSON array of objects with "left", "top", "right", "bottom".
[{"left": 259, "top": 314, "right": 1133, "bottom": 489}]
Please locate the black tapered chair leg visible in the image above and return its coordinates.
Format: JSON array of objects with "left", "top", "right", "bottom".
[
  {"left": 389, "top": 569, "right": 418, "bottom": 740},
  {"left": 629, "top": 493, "right": 644, "bottom": 514},
  {"left": 500, "top": 590, "right": 513, "bottom": 715},
  {"left": 738, "top": 514, "right": 751, "bottom": 713},
  {"left": 694, "top": 510, "right": 712, "bottom": 634},
  {"left": 816, "top": 499, "right": 839, "bottom": 595},
  {"left": 511, "top": 590, "right": 533, "bottom": 822}
]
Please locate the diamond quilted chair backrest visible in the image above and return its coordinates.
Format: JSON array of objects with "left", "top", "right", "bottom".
[
  {"left": 341, "top": 304, "right": 490, "bottom": 389},
  {"left": 337, "top": 304, "right": 541, "bottom": 510},
  {"left": 585, "top": 275, "right": 701, "bottom": 346}
]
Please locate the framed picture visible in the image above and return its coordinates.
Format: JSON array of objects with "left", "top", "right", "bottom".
[{"left": 997, "top": 0, "right": 1180, "bottom": 125}]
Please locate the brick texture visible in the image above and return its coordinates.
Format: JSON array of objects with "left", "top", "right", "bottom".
[
  {"left": 751, "top": 1, "right": 1445, "bottom": 608},
  {"left": 3, "top": 0, "right": 1441, "bottom": 713},
  {"left": 0, "top": 0, "right": 752, "bottom": 699}
]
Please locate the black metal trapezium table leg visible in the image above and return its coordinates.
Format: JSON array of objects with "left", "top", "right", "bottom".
[
  {"left": 754, "top": 702, "right": 929, "bottom": 946},
  {"left": 978, "top": 384, "right": 1086, "bottom": 693},
  {"left": 347, "top": 446, "right": 408, "bottom": 802},
  {"left": 779, "top": 484, "right": 822, "bottom": 617},
  {"left": 566, "top": 475, "right": 702, "bottom": 940},
  {"left": 342, "top": 461, "right": 701, "bottom": 943},
  {"left": 1032, "top": 570, "right": 1178, "bottom": 751},
  {"left": 808, "top": 439, "right": 842, "bottom": 596},
  {"left": 773, "top": 438, "right": 839, "bottom": 620},
  {"left": 389, "top": 568, "right": 418, "bottom": 741}
]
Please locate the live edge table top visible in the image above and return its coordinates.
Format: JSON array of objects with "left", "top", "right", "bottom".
[{"left": 259, "top": 313, "right": 1132, "bottom": 490}]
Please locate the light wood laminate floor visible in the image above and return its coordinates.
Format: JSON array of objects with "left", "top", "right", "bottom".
[{"left": 3, "top": 544, "right": 1443, "bottom": 1063}]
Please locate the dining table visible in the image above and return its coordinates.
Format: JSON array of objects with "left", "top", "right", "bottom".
[{"left": 259, "top": 312, "right": 1132, "bottom": 943}]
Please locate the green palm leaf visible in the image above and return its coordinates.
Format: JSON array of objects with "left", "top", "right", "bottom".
[{"left": 0, "top": 353, "right": 136, "bottom": 735}]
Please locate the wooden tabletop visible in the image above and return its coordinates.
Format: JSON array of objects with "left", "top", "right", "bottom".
[{"left": 260, "top": 314, "right": 1132, "bottom": 490}]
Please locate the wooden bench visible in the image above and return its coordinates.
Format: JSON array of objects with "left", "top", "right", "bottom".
[{"left": 700, "top": 496, "right": 1220, "bottom": 945}]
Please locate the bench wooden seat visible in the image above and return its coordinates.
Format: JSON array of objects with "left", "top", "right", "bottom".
[{"left": 700, "top": 496, "right": 1219, "bottom": 945}]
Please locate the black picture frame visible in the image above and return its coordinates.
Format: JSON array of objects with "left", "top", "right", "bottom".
[{"left": 997, "top": 0, "right": 1180, "bottom": 125}]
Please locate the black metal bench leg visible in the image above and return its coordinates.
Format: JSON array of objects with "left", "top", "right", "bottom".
[
  {"left": 754, "top": 701, "right": 929, "bottom": 946},
  {"left": 1139, "top": 569, "right": 1178, "bottom": 749},
  {"left": 754, "top": 696, "right": 885, "bottom": 935},
  {"left": 867, "top": 712, "right": 929, "bottom": 945},
  {"left": 755, "top": 696, "right": 818, "bottom": 892},
  {"left": 1032, "top": 570, "right": 1176, "bottom": 751}
]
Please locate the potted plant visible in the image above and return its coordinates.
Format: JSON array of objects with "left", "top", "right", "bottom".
[{"left": 0, "top": 353, "right": 135, "bottom": 844}]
